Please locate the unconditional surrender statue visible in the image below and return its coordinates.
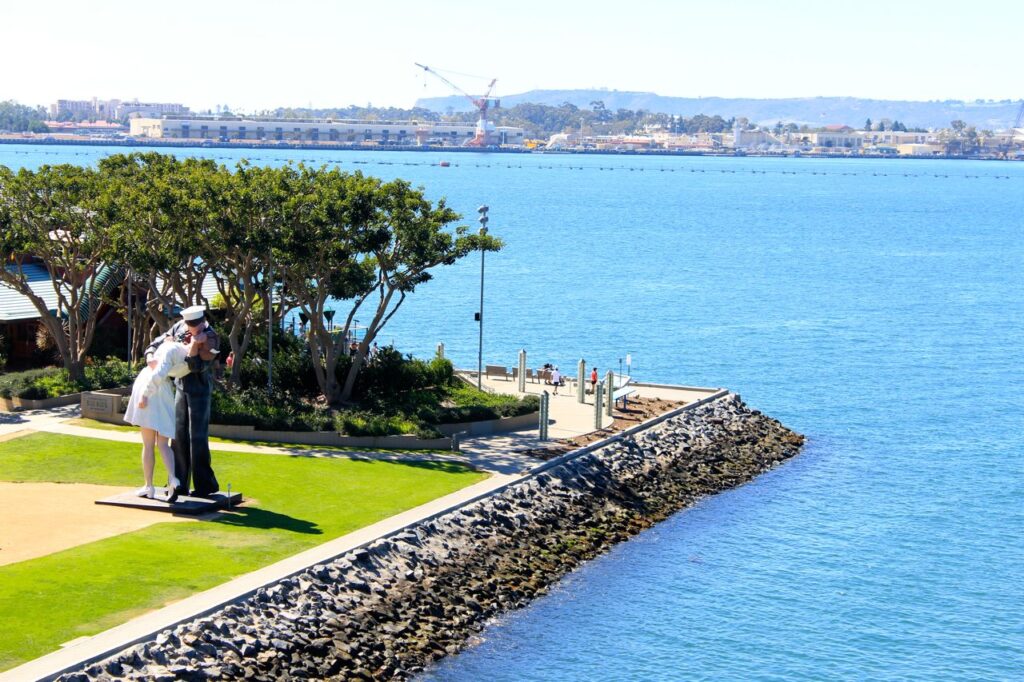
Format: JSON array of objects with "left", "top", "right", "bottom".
[{"left": 145, "top": 305, "right": 220, "bottom": 498}]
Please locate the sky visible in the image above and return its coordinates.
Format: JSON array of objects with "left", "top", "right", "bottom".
[{"left": 3, "top": 0, "right": 1021, "bottom": 113}]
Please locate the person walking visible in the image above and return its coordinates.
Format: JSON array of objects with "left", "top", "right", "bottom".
[
  {"left": 551, "top": 366, "right": 561, "bottom": 395},
  {"left": 590, "top": 366, "right": 598, "bottom": 395}
]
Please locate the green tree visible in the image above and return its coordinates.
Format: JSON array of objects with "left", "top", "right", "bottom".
[
  {"left": 0, "top": 101, "right": 50, "bottom": 133},
  {"left": 0, "top": 165, "right": 117, "bottom": 379},
  {"left": 100, "top": 153, "right": 222, "bottom": 337},
  {"left": 864, "top": 118, "right": 872, "bottom": 131},
  {"left": 336, "top": 178, "right": 501, "bottom": 403},
  {"left": 212, "top": 162, "right": 290, "bottom": 387},
  {"left": 275, "top": 166, "right": 378, "bottom": 403},
  {"left": 275, "top": 168, "right": 500, "bottom": 405}
]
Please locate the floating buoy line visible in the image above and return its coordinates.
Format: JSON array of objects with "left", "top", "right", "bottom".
[{"left": 2, "top": 147, "right": 1018, "bottom": 181}]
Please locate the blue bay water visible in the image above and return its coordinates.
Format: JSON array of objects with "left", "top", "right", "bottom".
[{"left": 4, "top": 144, "right": 1023, "bottom": 679}]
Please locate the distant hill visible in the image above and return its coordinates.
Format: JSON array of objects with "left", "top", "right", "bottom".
[{"left": 416, "top": 90, "right": 1023, "bottom": 130}]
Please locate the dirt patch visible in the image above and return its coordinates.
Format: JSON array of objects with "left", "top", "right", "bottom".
[
  {"left": 0, "top": 481, "right": 195, "bottom": 567},
  {"left": 0, "top": 429, "right": 33, "bottom": 444}
]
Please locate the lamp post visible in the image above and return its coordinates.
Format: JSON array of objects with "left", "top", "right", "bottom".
[
  {"left": 126, "top": 268, "right": 133, "bottom": 363},
  {"left": 476, "top": 204, "right": 489, "bottom": 390},
  {"left": 267, "top": 253, "right": 274, "bottom": 394}
]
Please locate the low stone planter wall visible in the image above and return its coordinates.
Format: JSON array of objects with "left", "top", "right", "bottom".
[
  {"left": 0, "top": 392, "right": 82, "bottom": 412},
  {"left": 436, "top": 410, "right": 539, "bottom": 436},
  {"left": 208, "top": 424, "right": 453, "bottom": 451},
  {"left": 56, "top": 393, "right": 804, "bottom": 682},
  {"left": 79, "top": 392, "right": 454, "bottom": 451}
]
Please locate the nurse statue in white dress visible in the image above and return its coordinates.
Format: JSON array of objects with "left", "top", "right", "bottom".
[{"left": 123, "top": 336, "right": 193, "bottom": 501}]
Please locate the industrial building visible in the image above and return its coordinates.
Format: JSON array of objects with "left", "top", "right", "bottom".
[{"left": 129, "top": 117, "right": 526, "bottom": 146}]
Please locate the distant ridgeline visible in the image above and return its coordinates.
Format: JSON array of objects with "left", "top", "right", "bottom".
[{"left": 415, "top": 90, "right": 1024, "bottom": 131}]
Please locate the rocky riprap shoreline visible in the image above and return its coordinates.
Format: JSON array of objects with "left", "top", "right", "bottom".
[{"left": 58, "top": 394, "right": 803, "bottom": 682}]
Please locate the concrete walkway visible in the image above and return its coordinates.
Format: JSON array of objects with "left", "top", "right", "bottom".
[
  {"left": 0, "top": 374, "right": 722, "bottom": 476},
  {"left": 467, "top": 373, "right": 721, "bottom": 438}
]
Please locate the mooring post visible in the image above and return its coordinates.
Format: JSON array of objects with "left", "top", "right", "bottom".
[
  {"left": 605, "top": 370, "right": 615, "bottom": 417},
  {"left": 577, "top": 358, "right": 586, "bottom": 404},
  {"left": 594, "top": 383, "right": 604, "bottom": 430},
  {"left": 539, "top": 390, "right": 549, "bottom": 441},
  {"left": 518, "top": 349, "right": 527, "bottom": 393},
  {"left": 436, "top": 342, "right": 445, "bottom": 360}
]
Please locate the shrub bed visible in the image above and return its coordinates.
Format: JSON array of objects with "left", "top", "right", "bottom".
[
  {"left": 211, "top": 351, "right": 537, "bottom": 438},
  {"left": 435, "top": 385, "right": 540, "bottom": 424},
  {"left": 0, "top": 358, "right": 135, "bottom": 400}
]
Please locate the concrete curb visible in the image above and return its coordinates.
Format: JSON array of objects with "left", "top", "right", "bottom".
[{"left": 2, "top": 388, "right": 729, "bottom": 682}]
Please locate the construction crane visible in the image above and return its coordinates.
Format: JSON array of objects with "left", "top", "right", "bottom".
[{"left": 415, "top": 63, "right": 499, "bottom": 147}]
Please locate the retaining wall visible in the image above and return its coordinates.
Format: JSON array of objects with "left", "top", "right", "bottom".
[
  {"left": 53, "top": 393, "right": 804, "bottom": 682},
  {"left": 79, "top": 392, "right": 454, "bottom": 451},
  {"left": 0, "top": 392, "right": 82, "bottom": 412}
]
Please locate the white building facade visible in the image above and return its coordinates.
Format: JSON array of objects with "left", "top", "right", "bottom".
[{"left": 130, "top": 117, "right": 525, "bottom": 146}]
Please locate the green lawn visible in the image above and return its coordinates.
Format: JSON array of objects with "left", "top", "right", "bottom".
[{"left": 0, "top": 432, "right": 486, "bottom": 671}]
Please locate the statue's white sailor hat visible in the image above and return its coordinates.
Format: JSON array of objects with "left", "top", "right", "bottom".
[{"left": 180, "top": 305, "right": 206, "bottom": 322}]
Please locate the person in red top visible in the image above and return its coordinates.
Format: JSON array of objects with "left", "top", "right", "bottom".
[{"left": 590, "top": 367, "right": 598, "bottom": 394}]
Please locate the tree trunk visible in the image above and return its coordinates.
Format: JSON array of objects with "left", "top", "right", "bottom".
[{"left": 338, "top": 287, "right": 401, "bottom": 403}]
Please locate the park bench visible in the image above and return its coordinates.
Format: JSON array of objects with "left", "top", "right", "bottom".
[
  {"left": 485, "top": 364, "right": 512, "bottom": 381},
  {"left": 613, "top": 385, "right": 637, "bottom": 409},
  {"left": 512, "top": 367, "right": 538, "bottom": 383}
]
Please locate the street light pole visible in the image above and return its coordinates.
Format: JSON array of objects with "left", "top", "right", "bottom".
[
  {"left": 267, "top": 252, "right": 274, "bottom": 395},
  {"left": 476, "top": 205, "right": 489, "bottom": 390}
]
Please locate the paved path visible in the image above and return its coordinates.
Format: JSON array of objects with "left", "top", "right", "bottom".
[
  {"left": 0, "top": 404, "right": 541, "bottom": 475},
  {"left": 0, "top": 374, "right": 722, "bottom": 476},
  {"left": 467, "top": 373, "right": 721, "bottom": 438}
]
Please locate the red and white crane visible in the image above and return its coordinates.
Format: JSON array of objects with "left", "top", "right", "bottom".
[{"left": 415, "top": 63, "right": 499, "bottom": 147}]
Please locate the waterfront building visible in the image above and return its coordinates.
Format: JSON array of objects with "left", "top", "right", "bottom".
[
  {"left": 732, "top": 128, "right": 777, "bottom": 149},
  {"left": 591, "top": 135, "right": 656, "bottom": 151},
  {"left": 50, "top": 99, "right": 110, "bottom": 119},
  {"left": 42, "top": 121, "right": 127, "bottom": 137},
  {"left": 129, "top": 117, "right": 525, "bottom": 146},
  {"left": 860, "top": 130, "right": 934, "bottom": 146},
  {"left": 115, "top": 101, "right": 190, "bottom": 119},
  {"left": 896, "top": 143, "right": 946, "bottom": 156},
  {"left": 808, "top": 127, "right": 863, "bottom": 149},
  {"left": 49, "top": 99, "right": 189, "bottom": 120}
]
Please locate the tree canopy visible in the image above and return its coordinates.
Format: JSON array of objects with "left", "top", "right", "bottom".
[
  {"left": 0, "top": 153, "right": 498, "bottom": 396},
  {"left": 0, "top": 101, "right": 49, "bottom": 133}
]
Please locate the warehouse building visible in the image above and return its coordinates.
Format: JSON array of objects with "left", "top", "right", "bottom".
[{"left": 129, "top": 117, "right": 525, "bottom": 146}]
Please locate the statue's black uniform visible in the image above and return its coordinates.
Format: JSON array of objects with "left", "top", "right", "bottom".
[{"left": 145, "top": 319, "right": 220, "bottom": 497}]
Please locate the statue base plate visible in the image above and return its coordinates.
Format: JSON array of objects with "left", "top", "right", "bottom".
[{"left": 95, "top": 489, "right": 242, "bottom": 516}]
